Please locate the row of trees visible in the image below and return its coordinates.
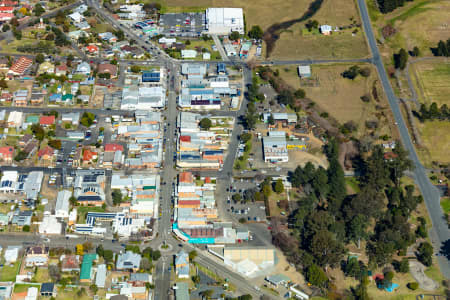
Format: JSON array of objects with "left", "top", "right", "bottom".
[
  {"left": 415, "top": 102, "right": 450, "bottom": 121},
  {"left": 341, "top": 65, "right": 371, "bottom": 80},
  {"left": 432, "top": 38, "right": 450, "bottom": 57},
  {"left": 377, "top": 0, "right": 413, "bottom": 14}
]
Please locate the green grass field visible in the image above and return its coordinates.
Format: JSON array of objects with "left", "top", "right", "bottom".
[
  {"left": 411, "top": 61, "right": 450, "bottom": 106},
  {"left": 417, "top": 120, "right": 450, "bottom": 166},
  {"left": 76, "top": 206, "right": 105, "bottom": 223},
  {"left": 441, "top": 198, "right": 450, "bottom": 214},
  {"left": 0, "top": 261, "right": 20, "bottom": 281}
]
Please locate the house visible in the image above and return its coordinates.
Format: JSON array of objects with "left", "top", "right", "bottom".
[
  {"left": 4, "top": 247, "right": 19, "bottom": 263},
  {"left": 175, "top": 250, "right": 189, "bottom": 278},
  {"left": 95, "top": 264, "right": 107, "bottom": 288},
  {"left": 68, "top": 12, "right": 83, "bottom": 23},
  {"left": 12, "top": 210, "right": 32, "bottom": 227},
  {"left": 105, "top": 143, "right": 124, "bottom": 152},
  {"left": 75, "top": 21, "right": 90, "bottom": 30},
  {"left": 203, "top": 52, "right": 211, "bottom": 60},
  {"left": 206, "top": 8, "right": 244, "bottom": 34},
  {"left": 265, "top": 274, "right": 291, "bottom": 288},
  {"left": 8, "top": 56, "right": 33, "bottom": 76},
  {"left": 71, "top": 82, "right": 79, "bottom": 95},
  {"left": 39, "top": 215, "right": 62, "bottom": 235},
  {"left": 30, "top": 91, "right": 45, "bottom": 105},
  {"left": 37, "top": 61, "right": 55, "bottom": 75},
  {"left": 320, "top": 24, "right": 332, "bottom": 35},
  {"left": 116, "top": 251, "right": 141, "bottom": 271},
  {"left": 76, "top": 62, "right": 91, "bottom": 75},
  {"left": 0, "top": 146, "right": 14, "bottom": 162},
  {"left": 13, "top": 89, "right": 28, "bottom": 106},
  {"left": 0, "top": 6, "right": 13, "bottom": 13},
  {"left": 82, "top": 149, "right": 98, "bottom": 164},
  {"left": 19, "top": 134, "right": 33, "bottom": 148},
  {"left": 80, "top": 253, "right": 98, "bottom": 282},
  {"left": 129, "top": 273, "right": 152, "bottom": 285},
  {"left": 25, "top": 245, "right": 49, "bottom": 267},
  {"left": 86, "top": 45, "right": 99, "bottom": 54},
  {"left": 40, "top": 283, "right": 56, "bottom": 297},
  {"left": 98, "top": 63, "right": 118, "bottom": 77},
  {"left": 61, "top": 112, "right": 80, "bottom": 125},
  {"left": 298, "top": 65, "right": 311, "bottom": 78},
  {"left": 181, "top": 50, "right": 197, "bottom": 59},
  {"left": 39, "top": 115, "right": 55, "bottom": 126},
  {"left": 0, "top": 213, "right": 9, "bottom": 226},
  {"left": 60, "top": 254, "right": 81, "bottom": 272},
  {"left": 55, "top": 63, "right": 68, "bottom": 76},
  {"left": 25, "top": 287, "right": 38, "bottom": 300},
  {"left": 38, "top": 146, "right": 54, "bottom": 162},
  {"left": 49, "top": 93, "right": 62, "bottom": 103},
  {"left": 55, "top": 190, "right": 71, "bottom": 218},
  {"left": 98, "top": 32, "right": 117, "bottom": 43},
  {"left": 0, "top": 12, "right": 14, "bottom": 22}
]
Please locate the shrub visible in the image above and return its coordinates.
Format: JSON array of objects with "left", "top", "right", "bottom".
[{"left": 407, "top": 282, "right": 419, "bottom": 290}]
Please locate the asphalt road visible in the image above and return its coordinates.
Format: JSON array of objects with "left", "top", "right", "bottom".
[{"left": 357, "top": 0, "right": 450, "bottom": 277}]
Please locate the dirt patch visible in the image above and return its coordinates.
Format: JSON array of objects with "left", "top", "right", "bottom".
[{"left": 409, "top": 260, "right": 439, "bottom": 291}]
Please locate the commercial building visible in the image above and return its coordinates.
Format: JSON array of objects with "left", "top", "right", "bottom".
[
  {"left": 80, "top": 253, "right": 98, "bottom": 282},
  {"left": 0, "top": 171, "right": 18, "bottom": 193},
  {"left": 206, "top": 8, "right": 244, "bottom": 34},
  {"left": 39, "top": 215, "right": 62, "bottom": 235},
  {"left": 73, "top": 170, "right": 106, "bottom": 206},
  {"left": 95, "top": 264, "right": 107, "bottom": 288},
  {"left": 55, "top": 190, "right": 71, "bottom": 218},
  {"left": 116, "top": 251, "right": 141, "bottom": 271},
  {"left": 263, "top": 136, "right": 289, "bottom": 163},
  {"left": 121, "top": 86, "right": 166, "bottom": 110}
]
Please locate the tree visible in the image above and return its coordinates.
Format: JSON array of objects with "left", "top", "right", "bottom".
[
  {"left": 112, "top": 189, "right": 122, "bottom": 206},
  {"left": 103, "top": 250, "right": 113, "bottom": 262},
  {"left": 417, "top": 242, "right": 433, "bottom": 266},
  {"left": 83, "top": 242, "right": 93, "bottom": 252},
  {"left": 232, "top": 193, "right": 241, "bottom": 202},
  {"left": 35, "top": 53, "right": 45, "bottom": 64},
  {"left": 14, "top": 150, "right": 28, "bottom": 162},
  {"left": 396, "top": 258, "right": 410, "bottom": 273},
  {"left": 199, "top": 118, "right": 212, "bottom": 130},
  {"left": 394, "top": 48, "right": 408, "bottom": 70},
  {"left": 407, "top": 282, "right": 419, "bottom": 290},
  {"left": 383, "top": 271, "right": 394, "bottom": 288},
  {"left": 306, "top": 264, "right": 328, "bottom": 287},
  {"left": 96, "top": 245, "right": 104, "bottom": 257},
  {"left": 48, "top": 139, "right": 62, "bottom": 150},
  {"left": 353, "top": 276, "right": 370, "bottom": 300},
  {"left": 294, "top": 88, "right": 306, "bottom": 98},
  {"left": 130, "top": 65, "right": 141, "bottom": 73},
  {"left": 69, "top": 196, "right": 77, "bottom": 206},
  {"left": 89, "top": 284, "right": 98, "bottom": 294},
  {"left": 192, "top": 275, "right": 201, "bottom": 284},
  {"left": 310, "top": 229, "right": 345, "bottom": 267},
  {"left": 200, "top": 289, "right": 214, "bottom": 299},
  {"left": 76, "top": 244, "right": 84, "bottom": 256},
  {"left": 342, "top": 65, "right": 361, "bottom": 80},
  {"left": 274, "top": 179, "right": 284, "bottom": 194},
  {"left": 248, "top": 25, "right": 263, "bottom": 39},
  {"left": 412, "top": 46, "right": 420, "bottom": 57},
  {"left": 22, "top": 225, "right": 30, "bottom": 232},
  {"left": 229, "top": 31, "right": 240, "bottom": 41},
  {"left": 305, "top": 20, "right": 319, "bottom": 31},
  {"left": 140, "top": 257, "right": 152, "bottom": 271},
  {"left": 238, "top": 295, "right": 252, "bottom": 300},
  {"left": 49, "top": 264, "right": 61, "bottom": 282},
  {"left": 151, "top": 250, "right": 161, "bottom": 261},
  {"left": 2, "top": 24, "right": 9, "bottom": 32},
  {"left": 240, "top": 133, "right": 252, "bottom": 143},
  {"left": 267, "top": 113, "right": 275, "bottom": 125},
  {"left": 189, "top": 250, "right": 197, "bottom": 261},
  {"left": 359, "top": 67, "right": 371, "bottom": 77},
  {"left": 34, "top": 3, "right": 45, "bottom": 16},
  {"left": 10, "top": 18, "right": 19, "bottom": 27}
]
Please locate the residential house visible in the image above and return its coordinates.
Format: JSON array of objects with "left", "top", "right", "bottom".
[
  {"left": 0, "top": 6, "right": 13, "bottom": 13},
  {"left": 76, "top": 62, "right": 91, "bottom": 75},
  {"left": 0, "top": 213, "right": 9, "bottom": 226},
  {"left": 98, "top": 63, "right": 118, "bottom": 78},
  {"left": 98, "top": 32, "right": 117, "bottom": 43},
  {"left": 116, "top": 251, "right": 141, "bottom": 271},
  {"left": 25, "top": 245, "right": 49, "bottom": 267},
  {"left": 82, "top": 149, "right": 98, "bottom": 166},
  {"left": 38, "top": 146, "right": 54, "bottom": 163},
  {"left": 37, "top": 62, "right": 55, "bottom": 75},
  {"left": 68, "top": 12, "right": 83, "bottom": 23},
  {"left": 80, "top": 253, "right": 98, "bottom": 282},
  {"left": 19, "top": 134, "right": 33, "bottom": 148},
  {"left": 0, "top": 146, "right": 14, "bottom": 163},
  {"left": 55, "top": 63, "right": 68, "bottom": 76},
  {"left": 320, "top": 24, "right": 332, "bottom": 35},
  {"left": 40, "top": 283, "right": 56, "bottom": 297},
  {"left": 39, "top": 115, "right": 55, "bottom": 126},
  {"left": 13, "top": 89, "right": 28, "bottom": 106},
  {"left": 175, "top": 250, "right": 189, "bottom": 278},
  {"left": 25, "top": 287, "right": 38, "bottom": 300},
  {"left": 61, "top": 112, "right": 80, "bottom": 125},
  {"left": 297, "top": 65, "right": 311, "bottom": 78},
  {"left": 95, "top": 264, "right": 107, "bottom": 288},
  {"left": 86, "top": 44, "right": 99, "bottom": 55},
  {"left": 4, "top": 246, "right": 19, "bottom": 263},
  {"left": 8, "top": 56, "right": 33, "bottom": 77},
  {"left": 129, "top": 273, "right": 152, "bottom": 285},
  {"left": 0, "top": 12, "right": 13, "bottom": 22},
  {"left": 30, "top": 91, "right": 44, "bottom": 105},
  {"left": 55, "top": 190, "right": 71, "bottom": 218},
  {"left": 60, "top": 254, "right": 81, "bottom": 272}
]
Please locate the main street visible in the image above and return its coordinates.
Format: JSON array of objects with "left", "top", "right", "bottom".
[{"left": 357, "top": 0, "right": 450, "bottom": 277}]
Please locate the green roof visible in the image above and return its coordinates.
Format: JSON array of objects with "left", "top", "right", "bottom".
[
  {"left": 26, "top": 115, "right": 39, "bottom": 124},
  {"left": 143, "top": 186, "right": 156, "bottom": 190},
  {"left": 62, "top": 94, "right": 73, "bottom": 101},
  {"left": 80, "top": 253, "right": 98, "bottom": 280}
]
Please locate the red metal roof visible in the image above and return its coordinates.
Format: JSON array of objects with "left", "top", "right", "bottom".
[{"left": 39, "top": 115, "right": 55, "bottom": 125}]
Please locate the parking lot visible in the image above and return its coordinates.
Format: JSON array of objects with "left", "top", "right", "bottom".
[
  {"left": 159, "top": 12, "right": 206, "bottom": 37},
  {"left": 225, "top": 179, "right": 267, "bottom": 223}
]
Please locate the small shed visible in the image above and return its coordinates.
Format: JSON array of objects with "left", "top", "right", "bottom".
[{"left": 298, "top": 65, "right": 311, "bottom": 78}]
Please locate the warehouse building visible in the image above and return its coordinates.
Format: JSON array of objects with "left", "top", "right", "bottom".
[{"left": 206, "top": 8, "right": 244, "bottom": 34}]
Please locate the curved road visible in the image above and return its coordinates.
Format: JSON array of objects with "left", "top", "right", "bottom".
[{"left": 357, "top": 0, "right": 450, "bottom": 277}]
